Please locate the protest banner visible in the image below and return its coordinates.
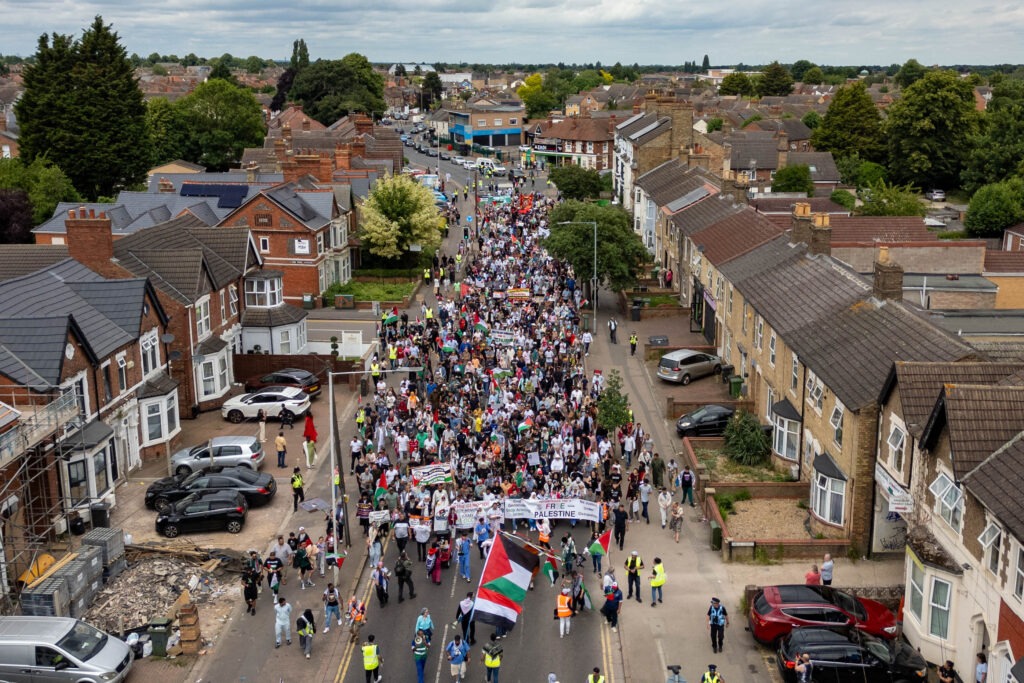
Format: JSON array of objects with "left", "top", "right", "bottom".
[
  {"left": 412, "top": 463, "right": 454, "bottom": 486},
  {"left": 500, "top": 497, "right": 601, "bottom": 522},
  {"left": 368, "top": 510, "right": 391, "bottom": 526}
]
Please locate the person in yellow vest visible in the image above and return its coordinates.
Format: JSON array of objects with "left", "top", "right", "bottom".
[
  {"left": 370, "top": 361, "right": 381, "bottom": 382},
  {"left": 291, "top": 467, "right": 304, "bottom": 512},
  {"left": 297, "top": 607, "right": 316, "bottom": 659},
  {"left": 650, "top": 556, "right": 666, "bottom": 606},
  {"left": 362, "top": 633, "right": 382, "bottom": 682},
  {"left": 624, "top": 551, "right": 644, "bottom": 602},
  {"left": 587, "top": 667, "right": 606, "bottom": 683},
  {"left": 333, "top": 467, "right": 341, "bottom": 501},
  {"left": 629, "top": 332, "right": 639, "bottom": 356},
  {"left": 700, "top": 663, "right": 724, "bottom": 683},
  {"left": 424, "top": 267, "right": 431, "bottom": 284},
  {"left": 556, "top": 587, "right": 574, "bottom": 638},
  {"left": 388, "top": 343, "right": 398, "bottom": 369},
  {"left": 482, "top": 633, "right": 503, "bottom": 682}
]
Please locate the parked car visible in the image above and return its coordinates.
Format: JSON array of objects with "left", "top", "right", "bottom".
[
  {"left": 676, "top": 404, "right": 735, "bottom": 437},
  {"left": 776, "top": 627, "right": 927, "bottom": 682},
  {"left": 145, "top": 466, "right": 276, "bottom": 512},
  {"left": 439, "top": 151, "right": 451, "bottom": 160},
  {"left": 169, "top": 436, "right": 265, "bottom": 477},
  {"left": 243, "top": 368, "right": 322, "bottom": 397},
  {"left": 155, "top": 490, "right": 247, "bottom": 538},
  {"left": 452, "top": 156, "right": 466, "bottom": 166},
  {"left": 221, "top": 386, "right": 311, "bottom": 424},
  {"left": 925, "top": 189, "right": 946, "bottom": 202},
  {"left": 656, "top": 349, "right": 723, "bottom": 385},
  {"left": 749, "top": 585, "right": 899, "bottom": 645},
  {"left": 425, "top": 148, "right": 439, "bottom": 157}
]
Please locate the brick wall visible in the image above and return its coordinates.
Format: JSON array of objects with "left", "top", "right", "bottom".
[{"left": 926, "top": 290, "right": 997, "bottom": 310}]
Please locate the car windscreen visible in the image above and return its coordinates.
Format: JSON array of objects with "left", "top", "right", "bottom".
[
  {"left": 831, "top": 589, "right": 866, "bottom": 619},
  {"left": 182, "top": 471, "right": 207, "bottom": 487},
  {"left": 864, "top": 637, "right": 892, "bottom": 664},
  {"left": 686, "top": 407, "right": 711, "bottom": 421},
  {"left": 57, "top": 620, "right": 107, "bottom": 662},
  {"left": 224, "top": 468, "right": 261, "bottom": 483}
]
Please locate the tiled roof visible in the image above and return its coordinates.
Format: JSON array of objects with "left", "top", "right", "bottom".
[
  {"left": 0, "top": 317, "right": 77, "bottom": 387},
  {"left": 933, "top": 384, "right": 1024, "bottom": 479},
  {"left": 963, "top": 433, "right": 1024, "bottom": 545},
  {"left": 671, "top": 193, "right": 747, "bottom": 238},
  {"left": 883, "top": 361, "right": 1022, "bottom": 438},
  {"left": 828, "top": 216, "right": 934, "bottom": 244},
  {"left": 750, "top": 197, "right": 849, "bottom": 215},
  {"left": 635, "top": 160, "right": 711, "bottom": 207},
  {"left": 729, "top": 139, "right": 780, "bottom": 171},
  {"left": 971, "top": 341, "right": 1024, "bottom": 362},
  {"left": 788, "top": 152, "right": 840, "bottom": 183},
  {"left": 984, "top": 250, "right": 1024, "bottom": 273},
  {"left": 719, "top": 234, "right": 806, "bottom": 286},
  {"left": 260, "top": 183, "right": 333, "bottom": 229},
  {"left": 541, "top": 116, "right": 613, "bottom": 143},
  {"left": 241, "top": 304, "right": 308, "bottom": 328},
  {"left": 0, "top": 245, "right": 70, "bottom": 281},
  {"left": 692, "top": 209, "right": 783, "bottom": 266}
]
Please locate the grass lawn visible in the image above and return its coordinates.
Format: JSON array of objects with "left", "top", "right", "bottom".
[
  {"left": 331, "top": 281, "right": 417, "bottom": 301},
  {"left": 648, "top": 294, "right": 681, "bottom": 307}
]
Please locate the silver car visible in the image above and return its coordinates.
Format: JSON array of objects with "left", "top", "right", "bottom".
[
  {"left": 656, "top": 349, "right": 723, "bottom": 385},
  {"left": 169, "top": 436, "right": 265, "bottom": 476}
]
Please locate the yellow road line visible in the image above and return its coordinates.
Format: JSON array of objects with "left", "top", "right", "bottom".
[{"left": 334, "top": 537, "right": 391, "bottom": 682}]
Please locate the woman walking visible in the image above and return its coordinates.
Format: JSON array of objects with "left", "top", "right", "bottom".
[{"left": 669, "top": 502, "right": 684, "bottom": 543}]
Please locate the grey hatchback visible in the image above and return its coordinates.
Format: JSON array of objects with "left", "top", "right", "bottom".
[
  {"left": 656, "top": 349, "right": 722, "bottom": 385},
  {"left": 168, "top": 436, "right": 265, "bottom": 477}
]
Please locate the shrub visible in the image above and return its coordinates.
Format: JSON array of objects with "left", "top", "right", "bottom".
[
  {"left": 723, "top": 411, "right": 771, "bottom": 466},
  {"left": 715, "top": 489, "right": 752, "bottom": 519}
]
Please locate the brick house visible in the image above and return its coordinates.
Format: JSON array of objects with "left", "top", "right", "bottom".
[
  {"left": 613, "top": 96, "right": 695, "bottom": 212},
  {"left": 534, "top": 112, "right": 616, "bottom": 171}
]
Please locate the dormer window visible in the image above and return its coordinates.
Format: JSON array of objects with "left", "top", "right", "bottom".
[{"left": 245, "top": 276, "right": 283, "bottom": 307}]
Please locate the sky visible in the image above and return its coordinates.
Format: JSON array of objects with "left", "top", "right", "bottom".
[{"left": 2, "top": 0, "right": 1023, "bottom": 67}]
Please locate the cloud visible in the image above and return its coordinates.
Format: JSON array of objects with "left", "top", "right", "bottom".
[{"left": 1, "top": 0, "right": 1022, "bottom": 66}]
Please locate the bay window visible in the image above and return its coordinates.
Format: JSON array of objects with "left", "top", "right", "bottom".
[
  {"left": 141, "top": 391, "right": 180, "bottom": 446},
  {"left": 245, "top": 278, "right": 282, "bottom": 307},
  {"left": 929, "top": 473, "right": 963, "bottom": 532},
  {"left": 773, "top": 416, "right": 799, "bottom": 460},
  {"left": 909, "top": 561, "right": 924, "bottom": 620},
  {"left": 813, "top": 468, "right": 845, "bottom": 526},
  {"left": 928, "top": 578, "right": 951, "bottom": 638}
]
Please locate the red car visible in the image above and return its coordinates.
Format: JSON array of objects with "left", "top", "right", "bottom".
[{"left": 748, "top": 585, "right": 897, "bottom": 645}]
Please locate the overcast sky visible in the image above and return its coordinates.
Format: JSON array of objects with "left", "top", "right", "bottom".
[{"left": 2, "top": 0, "right": 1022, "bottom": 67}]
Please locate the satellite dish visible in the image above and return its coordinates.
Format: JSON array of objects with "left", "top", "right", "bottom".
[
  {"left": 161, "top": 333, "right": 175, "bottom": 344},
  {"left": 168, "top": 351, "right": 182, "bottom": 361}
]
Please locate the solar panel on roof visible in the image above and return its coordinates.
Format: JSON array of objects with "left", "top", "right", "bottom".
[
  {"left": 665, "top": 187, "right": 710, "bottom": 213},
  {"left": 179, "top": 184, "right": 248, "bottom": 209}
]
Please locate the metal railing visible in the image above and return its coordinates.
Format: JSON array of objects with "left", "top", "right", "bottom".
[{"left": 0, "top": 392, "right": 79, "bottom": 468}]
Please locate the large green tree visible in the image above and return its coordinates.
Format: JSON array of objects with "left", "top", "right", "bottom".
[
  {"left": 289, "top": 53, "right": 385, "bottom": 125},
  {"left": 857, "top": 180, "right": 926, "bottom": 216},
  {"left": 961, "top": 80, "right": 1024, "bottom": 193},
  {"left": 358, "top": 175, "right": 442, "bottom": 262},
  {"left": 16, "top": 17, "right": 150, "bottom": 200},
  {"left": 517, "top": 73, "right": 558, "bottom": 118},
  {"left": 174, "top": 79, "right": 266, "bottom": 170},
  {"left": 719, "top": 71, "right": 754, "bottom": 97},
  {"left": 549, "top": 165, "right": 603, "bottom": 201},
  {"left": 421, "top": 71, "right": 443, "bottom": 107},
  {"left": 145, "top": 97, "right": 186, "bottom": 167},
  {"left": 772, "top": 165, "right": 814, "bottom": 195},
  {"left": 810, "top": 81, "right": 885, "bottom": 162},
  {"left": 0, "top": 157, "right": 81, "bottom": 226},
  {"left": 885, "top": 70, "right": 979, "bottom": 190},
  {"left": 0, "top": 190, "right": 34, "bottom": 243},
  {"left": 894, "top": 59, "right": 927, "bottom": 89},
  {"left": 790, "top": 59, "right": 815, "bottom": 82},
  {"left": 964, "top": 179, "right": 1024, "bottom": 237},
  {"left": 757, "top": 61, "right": 794, "bottom": 96},
  {"left": 545, "top": 201, "right": 649, "bottom": 293}
]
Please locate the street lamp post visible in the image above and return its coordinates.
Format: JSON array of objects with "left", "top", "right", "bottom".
[{"left": 557, "top": 220, "right": 598, "bottom": 332}]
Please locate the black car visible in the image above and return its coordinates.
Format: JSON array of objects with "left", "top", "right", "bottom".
[
  {"left": 676, "top": 404, "right": 735, "bottom": 436},
  {"left": 155, "top": 491, "right": 247, "bottom": 538},
  {"left": 145, "top": 466, "right": 277, "bottom": 512},
  {"left": 439, "top": 151, "right": 451, "bottom": 161},
  {"left": 777, "top": 628, "right": 927, "bottom": 683},
  {"left": 244, "top": 367, "right": 322, "bottom": 397}
]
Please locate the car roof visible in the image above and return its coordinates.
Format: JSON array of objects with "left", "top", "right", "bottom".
[
  {"left": 785, "top": 627, "right": 857, "bottom": 646},
  {"left": 662, "top": 349, "right": 710, "bottom": 360},
  {"left": 770, "top": 584, "right": 835, "bottom": 605},
  {"left": 208, "top": 435, "right": 261, "bottom": 447},
  {"left": 248, "top": 385, "right": 304, "bottom": 396}
]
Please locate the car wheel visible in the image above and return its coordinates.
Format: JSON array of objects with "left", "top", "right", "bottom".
[
  {"left": 681, "top": 374, "right": 692, "bottom": 385},
  {"left": 227, "top": 520, "right": 243, "bottom": 534},
  {"left": 163, "top": 525, "right": 180, "bottom": 538},
  {"left": 175, "top": 465, "right": 192, "bottom": 477},
  {"left": 153, "top": 497, "right": 171, "bottom": 513},
  {"left": 227, "top": 409, "right": 245, "bottom": 423},
  {"left": 713, "top": 364, "right": 722, "bottom": 374}
]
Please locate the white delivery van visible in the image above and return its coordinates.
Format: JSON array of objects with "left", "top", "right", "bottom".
[{"left": 0, "top": 616, "right": 133, "bottom": 683}]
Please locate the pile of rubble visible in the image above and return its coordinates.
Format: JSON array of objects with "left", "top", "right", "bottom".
[{"left": 82, "top": 554, "right": 238, "bottom": 634}]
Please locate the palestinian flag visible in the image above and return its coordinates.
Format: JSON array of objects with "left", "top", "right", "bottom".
[
  {"left": 542, "top": 556, "right": 559, "bottom": 586},
  {"left": 473, "top": 534, "right": 540, "bottom": 632},
  {"left": 588, "top": 529, "right": 611, "bottom": 557},
  {"left": 373, "top": 471, "right": 388, "bottom": 506},
  {"left": 475, "top": 322, "right": 489, "bottom": 334}
]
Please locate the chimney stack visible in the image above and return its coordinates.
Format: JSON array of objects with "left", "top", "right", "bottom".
[
  {"left": 790, "top": 202, "right": 813, "bottom": 246},
  {"left": 873, "top": 246, "right": 904, "bottom": 301},
  {"left": 302, "top": 118, "right": 311, "bottom": 132},
  {"left": 66, "top": 207, "right": 114, "bottom": 271},
  {"left": 808, "top": 213, "right": 831, "bottom": 256},
  {"left": 776, "top": 131, "right": 790, "bottom": 170},
  {"left": 669, "top": 101, "right": 694, "bottom": 161},
  {"left": 158, "top": 177, "right": 175, "bottom": 193}
]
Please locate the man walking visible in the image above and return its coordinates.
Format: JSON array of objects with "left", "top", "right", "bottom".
[
  {"left": 638, "top": 478, "right": 652, "bottom": 524},
  {"left": 454, "top": 592, "right": 476, "bottom": 644},
  {"left": 680, "top": 465, "right": 696, "bottom": 507},
  {"left": 629, "top": 332, "right": 638, "bottom": 356},
  {"left": 371, "top": 560, "right": 390, "bottom": 608},
  {"left": 297, "top": 607, "right": 315, "bottom": 659},
  {"left": 456, "top": 531, "right": 472, "bottom": 582},
  {"left": 556, "top": 587, "right": 574, "bottom": 638},
  {"left": 624, "top": 551, "right": 644, "bottom": 603},
  {"left": 482, "top": 633, "right": 503, "bottom": 682},
  {"left": 264, "top": 550, "right": 284, "bottom": 598},
  {"left": 650, "top": 557, "right": 666, "bottom": 606},
  {"left": 601, "top": 580, "right": 623, "bottom": 632},
  {"left": 707, "top": 596, "right": 729, "bottom": 653},
  {"left": 582, "top": 330, "right": 593, "bottom": 356},
  {"left": 362, "top": 634, "right": 382, "bottom": 683},
  {"left": 658, "top": 487, "right": 673, "bottom": 528},
  {"left": 445, "top": 633, "right": 470, "bottom": 683},
  {"left": 275, "top": 431, "right": 287, "bottom": 468},
  {"left": 612, "top": 504, "right": 628, "bottom": 551},
  {"left": 608, "top": 317, "right": 618, "bottom": 344},
  {"left": 323, "top": 582, "right": 342, "bottom": 632},
  {"left": 291, "top": 467, "right": 305, "bottom": 512},
  {"left": 273, "top": 596, "right": 292, "bottom": 648},
  {"left": 394, "top": 550, "right": 416, "bottom": 602}
]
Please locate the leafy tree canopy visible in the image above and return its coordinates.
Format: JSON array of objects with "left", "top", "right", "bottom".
[
  {"left": 358, "top": 174, "right": 442, "bottom": 262},
  {"left": 290, "top": 39, "right": 309, "bottom": 72},
  {"left": 964, "top": 179, "right": 1024, "bottom": 237},
  {"left": 772, "top": 164, "right": 814, "bottom": 196},
  {"left": 549, "top": 165, "right": 603, "bottom": 201},
  {"left": 802, "top": 66, "right": 825, "bottom": 85},
  {"left": 801, "top": 111, "right": 821, "bottom": 129},
  {"left": 830, "top": 189, "right": 856, "bottom": 211},
  {"left": 810, "top": 81, "right": 884, "bottom": 162},
  {"left": 790, "top": 59, "right": 815, "bottom": 82},
  {"left": 719, "top": 71, "right": 754, "bottom": 97},
  {"left": 961, "top": 79, "right": 1024, "bottom": 193},
  {"left": 16, "top": 16, "right": 151, "bottom": 200},
  {"left": 596, "top": 370, "right": 632, "bottom": 431},
  {"left": 545, "top": 201, "right": 649, "bottom": 293},
  {"left": 421, "top": 71, "right": 443, "bottom": 107},
  {"left": 894, "top": 58, "right": 927, "bottom": 88},
  {"left": 0, "top": 157, "right": 80, "bottom": 227},
  {"left": 518, "top": 73, "right": 559, "bottom": 118},
  {"left": 174, "top": 79, "right": 266, "bottom": 171},
  {"left": 857, "top": 180, "right": 926, "bottom": 216},
  {"left": 757, "top": 61, "right": 794, "bottom": 96},
  {"left": 289, "top": 53, "right": 385, "bottom": 125},
  {"left": 706, "top": 117, "right": 724, "bottom": 133},
  {"left": 0, "top": 190, "right": 34, "bottom": 243}
]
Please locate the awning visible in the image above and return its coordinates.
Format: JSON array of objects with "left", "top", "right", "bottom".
[
  {"left": 57, "top": 419, "right": 114, "bottom": 455},
  {"left": 813, "top": 452, "right": 847, "bottom": 481},
  {"left": 197, "top": 336, "right": 228, "bottom": 355},
  {"left": 771, "top": 399, "right": 802, "bottom": 422}
]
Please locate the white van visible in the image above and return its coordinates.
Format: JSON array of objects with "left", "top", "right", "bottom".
[
  {"left": 475, "top": 158, "right": 497, "bottom": 172},
  {"left": 0, "top": 617, "right": 133, "bottom": 683}
]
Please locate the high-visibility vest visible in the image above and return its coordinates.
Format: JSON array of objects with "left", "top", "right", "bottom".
[
  {"left": 389, "top": 346, "right": 397, "bottom": 361},
  {"left": 413, "top": 637, "right": 428, "bottom": 658},
  {"left": 424, "top": 269, "right": 431, "bottom": 281},
  {"left": 362, "top": 644, "right": 379, "bottom": 669},
  {"left": 333, "top": 472, "right": 340, "bottom": 486},
  {"left": 557, "top": 594, "right": 572, "bottom": 618},
  {"left": 425, "top": 308, "right": 433, "bottom": 320},
  {"left": 629, "top": 335, "right": 638, "bottom": 345},
  {"left": 701, "top": 673, "right": 721, "bottom": 683},
  {"left": 291, "top": 473, "right": 303, "bottom": 490},
  {"left": 651, "top": 563, "right": 666, "bottom": 587},
  {"left": 539, "top": 529, "right": 550, "bottom": 544},
  {"left": 297, "top": 619, "right": 313, "bottom": 637},
  {"left": 371, "top": 363, "right": 380, "bottom": 378},
  {"left": 483, "top": 646, "right": 502, "bottom": 668},
  {"left": 348, "top": 599, "right": 365, "bottom": 622},
  {"left": 439, "top": 267, "right": 445, "bottom": 279},
  {"left": 588, "top": 676, "right": 606, "bottom": 683}
]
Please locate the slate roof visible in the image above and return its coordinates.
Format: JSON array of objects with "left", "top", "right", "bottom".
[
  {"left": 541, "top": 116, "right": 613, "bottom": 143},
  {"left": 635, "top": 160, "right": 712, "bottom": 207},
  {"left": 0, "top": 245, "right": 70, "bottom": 281},
  {"left": 788, "top": 152, "right": 840, "bottom": 183},
  {"left": 0, "top": 317, "right": 83, "bottom": 387},
  {"left": 927, "top": 384, "right": 1024, "bottom": 479},
  {"left": 241, "top": 304, "right": 308, "bottom": 328},
  {"left": 260, "top": 183, "right": 333, "bottom": 229},
  {"left": 719, "top": 233, "right": 806, "bottom": 286},
  {"left": 971, "top": 341, "right": 1024, "bottom": 362},
  {"left": 963, "top": 432, "right": 1024, "bottom": 545},
  {"left": 880, "top": 361, "right": 1023, "bottom": 438},
  {"left": 671, "top": 193, "right": 747, "bottom": 238},
  {"left": 692, "top": 209, "right": 784, "bottom": 267},
  {"left": 729, "top": 139, "right": 780, "bottom": 171}
]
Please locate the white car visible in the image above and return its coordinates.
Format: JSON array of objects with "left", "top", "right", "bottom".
[
  {"left": 452, "top": 156, "right": 466, "bottom": 166},
  {"left": 221, "top": 386, "right": 311, "bottom": 423}
]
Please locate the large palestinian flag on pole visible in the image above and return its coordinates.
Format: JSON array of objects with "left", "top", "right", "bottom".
[{"left": 473, "top": 534, "right": 539, "bottom": 632}]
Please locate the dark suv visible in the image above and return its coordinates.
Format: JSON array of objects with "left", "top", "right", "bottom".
[{"left": 777, "top": 627, "right": 927, "bottom": 682}]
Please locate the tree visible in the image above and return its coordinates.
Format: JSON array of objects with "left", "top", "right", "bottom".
[
  {"left": 701, "top": 54, "right": 710, "bottom": 71},
  {"left": 208, "top": 59, "right": 237, "bottom": 85},
  {"left": 886, "top": 70, "right": 979, "bottom": 190},
  {"left": 243, "top": 55, "right": 265, "bottom": 74},
  {"left": 772, "top": 165, "right": 814, "bottom": 195},
  {"left": 830, "top": 189, "right": 856, "bottom": 211},
  {"left": 802, "top": 66, "right": 825, "bottom": 85},
  {"left": 271, "top": 67, "right": 296, "bottom": 113},
  {"left": 810, "top": 81, "right": 885, "bottom": 162},
  {"left": 358, "top": 174, "right": 442, "bottom": 262},
  {"left": 857, "top": 180, "right": 926, "bottom": 216},
  {"left": 174, "top": 79, "right": 266, "bottom": 171},
  {"left": 596, "top": 370, "right": 631, "bottom": 432},
  {"left": 0, "top": 190, "right": 34, "bottom": 243},
  {"left": 801, "top": 111, "right": 821, "bottom": 130},
  {"left": 894, "top": 59, "right": 927, "bottom": 89},
  {"left": 548, "top": 165, "right": 603, "bottom": 201},
  {"left": 517, "top": 73, "right": 558, "bottom": 118},
  {"left": 790, "top": 59, "right": 815, "bottom": 82},
  {"left": 961, "top": 79, "right": 1024, "bottom": 193},
  {"left": 757, "top": 61, "right": 794, "bottom": 96},
  {"left": 0, "top": 157, "right": 80, "bottom": 226},
  {"left": 964, "top": 179, "right": 1024, "bottom": 237},
  {"left": 723, "top": 411, "right": 770, "bottom": 466},
  {"left": 719, "top": 71, "right": 753, "bottom": 96},
  {"left": 145, "top": 97, "right": 186, "bottom": 166},
  {"left": 421, "top": 71, "right": 443, "bottom": 106},
  {"left": 289, "top": 54, "right": 385, "bottom": 125},
  {"left": 706, "top": 117, "right": 724, "bottom": 133},
  {"left": 16, "top": 17, "right": 151, "bottom": 200},
  {"left": 290, "top": 39, "right": 309, "bottom": 72},
  {"left": 545, "top": 201, "right": 649, "bottom": 293}
]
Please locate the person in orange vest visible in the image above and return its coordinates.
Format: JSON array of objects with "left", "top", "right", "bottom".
[{"left": 556, "top": 587, "right": 574, "bottom": 638}]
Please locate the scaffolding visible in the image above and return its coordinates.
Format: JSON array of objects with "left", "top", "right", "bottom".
[{"left": 0, "top": 389, "right": 83, "bottom": 615}]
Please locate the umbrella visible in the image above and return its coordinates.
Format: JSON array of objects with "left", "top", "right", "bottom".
[
  {"left": 299, "top": 497, "right": 330, "bottom": 513},
  {"left": 384, "top": 314, "right": 399, "bottom": 325}
]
